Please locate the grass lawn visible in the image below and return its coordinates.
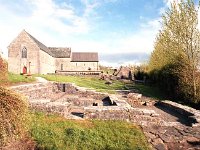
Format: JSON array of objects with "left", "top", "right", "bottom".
[
  {"left": 125, "top": 84, "right": 166, "bottom": 100},
  {"left": 30, "top": 112, "right": 150, "bottom": 150},
  {"left": 0, "top": 73, "right": 36, "bottom": 86},
  {"left": 39, "top": 74, "right": 129, "bottom": 94},
  {"left": 39, "top": 74, "right": 166, "bottom": 100},
  {"left": 8, "top": 73, "right": 35, "bottom": 83}
]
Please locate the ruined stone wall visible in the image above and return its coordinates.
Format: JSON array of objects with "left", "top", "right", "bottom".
[
  {"left": 30, "top": 100, "right": 71, "bottom": 118},
  {"left": 10, "top": 82, "right": 59, "bottom": 100},
  {"left": 159, "top": 101, "right": 200, "bottom": 127},
  {"left": 56, "top": 83, "right": 107, "bottom": 100},
  {"left": 39, "top": 50, "right": 55, "bottom": 74},
  {"left": 8, "top": 31, "right": 40, "bottom": 74},
  {"left": 84, "top": 106, "right": 162, "bottom": 126}
]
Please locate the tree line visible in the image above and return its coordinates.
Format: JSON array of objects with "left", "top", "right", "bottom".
[{"left": 148, "top": 0, "right": 200, "bottom": 105}]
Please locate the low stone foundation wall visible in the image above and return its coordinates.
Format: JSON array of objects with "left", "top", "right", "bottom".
[
  {"left": 30, "top": 99, "right": 71, "bottom": 117},
  {"left": 11, "top": 81, "right": 200, "bottom": 128},
  {"left": 159, "top": 101, "right": 200, "bottom": 127},
  {"left": 10, "top": 80, "right": 200, "bottom": 150},
  {"left": 56, "top": 83, "right": 107, "bottom": 100},
  {"left": 11, "top": 82, "right": 59, "bottom": 100},
  {"left": 127, "top": 93, "right": 156, "bottom": 107},
  {"left": 84, "top": 106, "right": 165, "bottom": 126},
  {"left": 11, "top": 82, "right": 110, "bottom": 118}
]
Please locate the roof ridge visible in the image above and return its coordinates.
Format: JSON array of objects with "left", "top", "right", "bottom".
[
  {"left": 25, "top": 31, "right": 48, "bottom": 49},
  {"left": 23, "top": 30, "right": 56, "bottom": 57}
]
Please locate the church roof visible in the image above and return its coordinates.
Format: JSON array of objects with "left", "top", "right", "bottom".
[
  {"left": 48, "top": 47, "right": 71, "bottom": 58},
  {"left": 71, "top": 52, "right": 98, "bottom": 62},
  {"left": 25, "top": 31, "right": 71, "bottom": 58}
]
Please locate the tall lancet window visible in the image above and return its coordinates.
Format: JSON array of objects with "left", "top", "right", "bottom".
[{"left": 22, "top": 47, "right": 27, "bottom": 58}]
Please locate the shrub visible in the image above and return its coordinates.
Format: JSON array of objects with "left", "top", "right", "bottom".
[
  {"left": 134, "top": 71, "right": 149, "bottom": 81},
  {"left": 0, "top": 56, "right": 8, "bottom": 82},
  {"left": 0, "top": 87, "right": 29, "bottom": 147},
  {"left": 149, "top": 63, "right": 179, "bottom": 99}
]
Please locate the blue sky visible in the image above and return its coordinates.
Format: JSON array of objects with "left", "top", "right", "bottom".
[{"left": 0, "top": 0, "right": 198, "bottom": 66}]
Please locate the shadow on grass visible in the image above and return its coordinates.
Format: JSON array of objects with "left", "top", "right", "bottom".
[{"left": 126, "top": 83, "right": 167, "bottom": 100}]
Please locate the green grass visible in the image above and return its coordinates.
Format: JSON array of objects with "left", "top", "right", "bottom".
[
  {"left": 39, "top": 74, "right": 166, "bottom": 99},
  {"left": 39, "top": 74, "right": 129, "bottom": 93},
  {"left": 8, "top": 73, "right": 35, "bottom": 83},
  {"left": 30, "top": 112, "right": 149, "bottom": 150},
  {"left": 0, "top": 73, "right": 36, "bottom": 85},
  {"left": 125, "top": 84, "right": 166, "bottom": 100}
]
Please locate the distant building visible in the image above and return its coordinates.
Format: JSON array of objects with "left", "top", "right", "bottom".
[{"left": 8, "top": 30, "right": 99, "bottom": 74}]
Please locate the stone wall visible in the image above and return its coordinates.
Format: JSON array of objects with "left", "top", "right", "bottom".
[
  {"left": 11, "top": 82, "right": 71, "bottom": 117},
  {"left": 8, "top": 30, "right": 100, "bottom": 74},
  {"left": 159, "top": 101, "right": 200, "bottom": 127},
  {"left": 39, "top": 50, "right": 55, "bottom": 74},
  {"left": 127, "top": 93, "right": 156, "bottom": 107},
  {"left": 55, "top": 59, "right": 99, "bottom": 72},
  {"left": 56, "top": 83, "right": 107, "bottom": 100},
  {"left": 11, "top": 82, "right": 109, "bottom": 117},
  {"left": 30, "top": 99, "right": 71, "bottom": 117},
  {"left": 84, "top": 106, "right": 163, "bottom": 126},
  {"left": 10, "top": 82, "right": 58, "bottom": 100},
  {"left": 69, "top": 62, "right": 99, "bottom": 71},
  {"left": 55, "top": 58, "right": 71, "bottom": 71},
  {"left": 114, "top": 66, "right": 132, "bottom": 80},
  {"left": 8, "top": 30, "right": 40, "bottom": 74}
]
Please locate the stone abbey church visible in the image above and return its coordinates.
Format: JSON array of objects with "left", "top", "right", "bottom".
[{"left": 8, "top": 30, "right": 99, "bottom": 74}]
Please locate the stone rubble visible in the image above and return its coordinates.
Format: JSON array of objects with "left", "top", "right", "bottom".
[{"left": 10, "top": 81, "right": 200, "bottom": 150}]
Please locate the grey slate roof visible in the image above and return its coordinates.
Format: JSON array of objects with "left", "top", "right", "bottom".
[
  {"left": 25, "top": 31, "right": 71, "bottom": 58},
  {"left": 48, "top": 47, "right": 71, "bottom": 58},
  {"left": 71, "top": 52, "right": 98, "bottom": 62}
]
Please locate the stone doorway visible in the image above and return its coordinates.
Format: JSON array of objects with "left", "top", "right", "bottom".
[{"left": 23, "top": 66, "right": 27, "bottom": 74}]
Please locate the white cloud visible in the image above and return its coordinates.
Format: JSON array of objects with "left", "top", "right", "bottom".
[
  {"left": 108, "top": 18, "right": 161, "bottom": 54},
  {"left": 0, "top": 0, "right": 160, "bottom": 66},
  {"left": 0, "top": 0, "right": 92, "bottom": 56},
  {"left": 69, "top": 17, "right": 161, "bottom": 57},
  {"left": 28, "top": 0, "right": 89, "bottom": 34},
  {"left": 81, "top": 0, "right": 100, "bottom": 17}
]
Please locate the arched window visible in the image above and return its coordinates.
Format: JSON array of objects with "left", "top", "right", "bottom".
[{"left": 22, "top": 47, "right": 27, "bottom": 58}]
